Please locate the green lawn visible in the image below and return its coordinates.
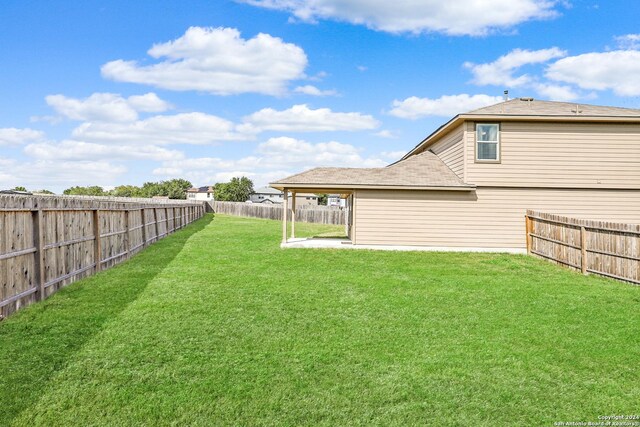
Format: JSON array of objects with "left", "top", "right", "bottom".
[{"left": 1, "top": 214, "right": 638, "bottom": 426}]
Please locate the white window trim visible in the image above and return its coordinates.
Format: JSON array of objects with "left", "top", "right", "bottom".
[{"left": 475, "top": 123, "right": 500, "bottom": 163}]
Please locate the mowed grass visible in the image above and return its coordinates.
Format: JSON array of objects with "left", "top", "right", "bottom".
[{"left": 1, "top": 214, "right": 639, "bottom": 426}]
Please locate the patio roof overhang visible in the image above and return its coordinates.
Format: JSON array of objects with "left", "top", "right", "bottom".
[{"left": 269, "top": 183, "right": 476, "bottom": 193}]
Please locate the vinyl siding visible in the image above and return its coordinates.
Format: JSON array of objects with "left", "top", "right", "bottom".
[
  {"left": 464, "top": 121, "right": 640, "bottom": 188},
  {"left": 354, "top": 188, "right": 640, "bottom": 249},
  {"left": 426, "top": 124, "right": 464, "bottom": 178}
]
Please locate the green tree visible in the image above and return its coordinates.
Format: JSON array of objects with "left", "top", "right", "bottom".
[
  {"left": 110, "top": 185, "right": 143, "bottom": 198},
  {"left": 61, "top": 179, "right": 192, "bottom": 199},
  {"left": 213, "top": 182, "right": 229, "bottom": 200},
  {"left": 214, "top": 177, "right": 254, "bottom": 202},
  {"left": 33, "top": 189, "right": 55, "bottom": 195},
  {"left": 137, "top": 179, "right": 192, "bottom": 199},
  {"left": 63, "top": 186, "right": 106, "bottom": 196},
  {"left": 139, "top": 181, "right": 163, "bottom": 198},
  {"left": 161, "top": 178, "right": 193, "bottom": 199},
  {"left": 12, "top": 186, "right": 27, "bottom": 192},
  {"left": 316, "top": 194, "right": 328, "bottom": 205}
]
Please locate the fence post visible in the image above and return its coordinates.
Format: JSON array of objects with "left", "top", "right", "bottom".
[
  {"left": 291, "top": 191, "right": 296, "bottom": 239},
  {"left": 282, "top": 189, "right": 288, "bottom": 243},
  {"left": 525, "top": 214, "right": 533, "bottom": 254},
  {"left": 93, "top": 209, "right": 102, "bottom": 272},
  {"left": 32, "top": 209, "right": 46, "bottom": 301},
  {"left": 580, "top": 226, "right": 588, "bottom": 275},
  {"left": 124, "top": 209, "right": 131, "bottom": 258},
  {"left": 165, "top": 207, "right": 169, "bottom": 234},
  {"left": 141, "top": 208, "right": 147, "bottom": 247},
  {"left": 154, "top": 208, "right": 159, "bottom": 241}
]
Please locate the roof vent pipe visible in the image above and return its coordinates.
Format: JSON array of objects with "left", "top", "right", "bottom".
[
  {"left": 519, "top": 97, "right": 534, "bottom": 108},
  {"left": 503, "top": 90, "right": 509, "bottom": 101}
]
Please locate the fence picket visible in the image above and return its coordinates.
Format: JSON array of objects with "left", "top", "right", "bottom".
[
  {"left": 211, "top": 201, "right": 345, "bottom": 225},
  {"left": 526, "top": 210, "right": 640, "bottom": 285},
  {"left": 0, "top": 194, "right": 205, "bottom": 318}
]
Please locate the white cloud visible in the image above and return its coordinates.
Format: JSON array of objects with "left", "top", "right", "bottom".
[
  {"left": 101, "top": 26, "right": 308, "bottom": 96},
  {"left": 154, "top": 156, "right": 259, "bottom": 174},
  {"left": 45, "top": 92, "right": 171, "bottom": 122},
  {"left": 72, "top": 112, "right": 249, "bottom": 145},
  {"left": 240, "top": 104, "right": 380, "bottom": 133},
  {"left": 307, "top": 71, "right": 328, "bottom": 81},
  {"left": 257, "top": 136, "right": 385, "bottom": 168},
  {"left": 533, "top": 83, "right": 580, "bottom": 102},
  {"left": 241, "top": 0, "right": 559, "bottom": 36},
  {"left": 373, "top": 130, "right": 399, "bottom": 139},
  {"left": 0, "top": 159, "right": 126, "bottom": 191},
  {"left": 615, "top": 34, "right": 640, "bottom": 50},
  {"left": 546, "top": 50, "right": 640, "bottom": 96},
  {"left": 294, "top": 85, "right": 338, "bottom": 96},
  {"left": 463, "top": 47, "right": 587, "bottom": 101},
  {"left": 25, "top": 140, "right": 184, "bottom": 162},
  {"left": 58, "top": 105, "right": 379, "bottom": 146},
  {"left": 389, "top": 94, "right": 503, "bottom": 119},
  {"left": 0, "top": 128, "right": 45, "bottom": 146},
  {"left": 380, "top": 151, "right": 406, "bottom": 161},
  {"left": 465, "top": 47, "right": 566, "bottom": 87},
  {"left": 153, "top": 136, "right": 386, "bottom": 186},
  {"left": 126, "top": 93, "right": 173, "bottom": 113}
]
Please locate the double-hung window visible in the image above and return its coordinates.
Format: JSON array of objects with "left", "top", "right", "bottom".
[{"left": 476, "top": 123, "right": 500, "bottom": 162}]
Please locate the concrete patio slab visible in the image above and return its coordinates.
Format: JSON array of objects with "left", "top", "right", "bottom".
[{"left": 281, "top": 238, "right": 526, "bottom": 254}]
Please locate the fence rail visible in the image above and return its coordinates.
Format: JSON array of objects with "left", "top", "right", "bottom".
[
  {"left": 0, "top": 195, "right": 206, "bottom": 318},
  {"left": 525, "top": 210, "right": 640, "bottom": 285},
  {"left": 212, "top": 201, "right": 345, "bottom": 225}
]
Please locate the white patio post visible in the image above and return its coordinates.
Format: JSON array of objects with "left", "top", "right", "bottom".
[
  {"left": 282, "top": 188, "right": 288, "bottom": 244},
  {"left": 290, "top": 191, "right": 296, "bottom": 239}
]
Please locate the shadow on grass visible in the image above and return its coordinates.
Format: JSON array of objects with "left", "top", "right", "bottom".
[{"left": 0, "top": 214, "right": 214, "bottom": 424}]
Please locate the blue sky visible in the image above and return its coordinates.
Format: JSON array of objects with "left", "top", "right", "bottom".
[{"left": 2, "top": 0, "right": 640, "bottom": 193}]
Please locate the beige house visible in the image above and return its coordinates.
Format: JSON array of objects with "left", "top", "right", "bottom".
[
  {"left": 186, "top": 186, "right": 214, "bottom": 201},
  {"left": 271, "top": 98, "right": 640, "bottom": 252}
]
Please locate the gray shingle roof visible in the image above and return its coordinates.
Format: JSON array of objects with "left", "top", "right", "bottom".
[
  {"left": 272, "top": 151, "right": 471, "bottom": 188},
  {"left": 254, "top": 186, "right": 283, "bottom": 195},
  {"left": 274, "top": 99, "right": 640, "bottom": 189},
  {"left": 467, "top": 98, "right": 640, "bottom": 117}
]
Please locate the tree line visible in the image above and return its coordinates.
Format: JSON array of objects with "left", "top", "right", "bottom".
[
  {"left": 63, "top": 179, "right": 193, "bottom": 199},
  {"left": 8, "top": 176, "right": 257, "bottom": 202},
  {"left": 9, "top": 176, "right": 334, "bottom": 204}
]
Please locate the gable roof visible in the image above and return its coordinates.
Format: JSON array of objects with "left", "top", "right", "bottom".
[
  {"left": 253, "top": 186, "right": 282, "bottom": 195},
  {"left": 468, "top": 98, "right": 640, "bottom": 117},
  {"left": 402, "top": 98, "right": 640, "bottom": 160},
  {"left": 272, "top": 99, "right": 640, "bottom": 191},
  {"left": 271, "top": 151, "right": 474, "bottom": 191}
]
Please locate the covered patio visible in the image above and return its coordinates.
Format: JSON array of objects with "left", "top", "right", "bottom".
[
  {"left": 275, "top": 187, "right": 354, "bottom": 246},
  {"left": 270, "top": 150, "right": 476, "bottom": 249}
]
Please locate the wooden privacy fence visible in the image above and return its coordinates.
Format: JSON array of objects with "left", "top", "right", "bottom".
[
  {"left": 0, "top": 195, "right": 206, "bottom": 318},
  {"left": 525, "top": 210, "right": 640, "bottom": 285},
  {"left": 212, "top": 201, "right": 345, "bottom": 225}
]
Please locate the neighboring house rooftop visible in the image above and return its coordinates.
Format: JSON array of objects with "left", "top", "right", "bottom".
[
  {"left": 253, "top": 186, "right": 282, "bottom": 195},
  {"left": 271, "top": 151, "right": 473, "bottom": 191},
  {"left": 187, "top": 186, "right": 214, "bottom": 193}
]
